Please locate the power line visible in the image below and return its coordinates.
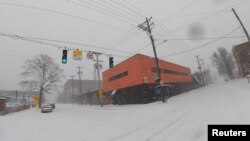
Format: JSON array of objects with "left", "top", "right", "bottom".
[
  {"left": 122, "top": 0, "right": 196, "bottom": 48},
  {"left": 101, "top": 0, "right": 170, "bottom": 40},
  {"left": 66, "top": 0, "right": 135, "bottom": 25},
  {"left": 155, "top": 35, "right": 246, "bottom": 41},
  {"left": 232, "top": 8, "right": 250, "bottom": 41},
  {"left": 120, "top": 0, "right": 170, "bottom": 36},
  {"left": 79, "top": 0, "right": 141, "bottom": 24},
  {"left": 0, "top": 32, "right": 135, "bottom": 60},
  {"left": 103, "top": 30, "right": 143, "bottom": 53},
  {"left": 159, "top": 26, "right": 241, "bottom": 58},
  {"left": 100, "top": 27, "right": 137, "bottom": 47},
  {"left": 162, "top": 0, "right": 200, "bottom": 22},
  {"left": 196, "top": 55, "right": 205, "bottom": 86},
  {"left": 123, "top": 0, "right": 147, "bottom": 18},
  {"left": 0, "top": 2, "right": 132, "bottom": 33},
  {"left": 0, "top": 32, "right": 135, "bottom": 55},
  {"left": 109, "top": 0, "right": 145, "bottom": 20},
  {"left": 158, "top": 0, "right": 248, "bottom": 35},
  {"left": 0, "top": 52, "right": 31, "bottom": 58}
]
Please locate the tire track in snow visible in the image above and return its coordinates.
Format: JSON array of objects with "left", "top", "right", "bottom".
[
  {"left": 107, "top": 91, "right": 205, "bottom": 141},
  {"left": 145, "top": 92, "right": 207, "bottom": 141}
]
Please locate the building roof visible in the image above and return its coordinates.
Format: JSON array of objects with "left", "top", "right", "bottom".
[{"left": 103, "top": 53, "right": 189, "bottom": 72}]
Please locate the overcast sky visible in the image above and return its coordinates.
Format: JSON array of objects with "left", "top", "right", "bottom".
[{"left": 0, "top": 0, "right": 249, "bottom": 90}]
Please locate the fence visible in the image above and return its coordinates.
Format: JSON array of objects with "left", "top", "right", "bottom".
[{"left": 1, "top": 104, "right": 30, "bottom": 115}]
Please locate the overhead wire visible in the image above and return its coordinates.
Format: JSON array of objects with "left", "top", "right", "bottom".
[
  {"left": 112, "top": 0, "right": 169, "bottom": 50},
  {"left": 108, "top": 0, "right": 145, "bottom": 19},
  {"left": 122, "top": 0, "right": 170, "bottom": 37},
  {"left": 66, "top": 0, "right": 135, "bottom": 25},
  {"left": 0, "top": 52, "right": 31, "bottom": 58},
  {"left": 64, "top": 0, "right": 146, "bottom": 40},
  {"left": 100, "top": 27, "right": 137, "bottom": 48},
  {"left": 1, "top": 1, "right": 246, "bottom": 60},
  {"left": 65, "top": 0, "right": 149, "bottom": 56},
  {"left": 159, "top": 26, "right": 241, "bottom": 58},
  {"left": 0, "top": 2, "right": 135, "bottom": 33},
  {"left": 103, "top": 30, "right": 143, "bottom": 53},
  {"left": 162, "top": 0, "right": 200, "bottom": 22},
  {"left": 0, "top": 32, "right": 136, "bottom": 56},
  {"left": 157, "top": 0, "right": 248, "bottom": 35},
  {"left": 78, "top": 0, "right": 141, "bottom": 24},
  {"left": 155, "top": 35, "right": 246, "bottom": 41},
  {"left": 79, "top": 0, "right": 149, "bottom": 55},
  {"left": 122, "top": 0, "right": 193, "bottom": 47}
]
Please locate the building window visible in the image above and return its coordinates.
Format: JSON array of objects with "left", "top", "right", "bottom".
[
  {"left": 151, "top": 67, "right": 187, "bottom": 76},
  {"left": 109, "top": 71, "right": 128, "bottom": 82}
]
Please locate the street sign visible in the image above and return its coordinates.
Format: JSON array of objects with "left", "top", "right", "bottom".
[
  {"left": 87, "top": 52, "right": 93, "bottom": 60},
  {"left": 33, "top": 96, "right": 39, "bottom": 106},
  {"left": 73, "top": 49, "right": 82, "bottom": 60},
  {"left": 98, "top": 88, "right": 103, "bottom": 96}
]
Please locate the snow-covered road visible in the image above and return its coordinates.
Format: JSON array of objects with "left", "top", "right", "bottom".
[{"left": 1, "top": 79, "right": 250, "bottom": 141}]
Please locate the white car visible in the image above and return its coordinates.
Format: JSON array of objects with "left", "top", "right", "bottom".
[{"left": 41, "top": 104, "right": 53, "bottom": 113}]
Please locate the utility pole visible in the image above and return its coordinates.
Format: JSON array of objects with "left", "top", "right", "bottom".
[
  {"left": 70, "top": 75, "right": 75, "bottom": 105},
  {"left": 76, "top": 67, "right": 83, "bottom": 105},
  {"left": 196, "top": 55, "right": 205, "bottom": 86},
  {"left": 93, "top": 64, "right": 97, "bottom": 81},
  {"left": 139, "top": 17, "right": 166, "bottom": 103},
  {"left": 30, "top": 82, "right": 33, "bottom": 105},
  {"left": 92, "top": 52, "right": 103, "bottom": 107},
  {"left": 201, "top": 59, "right": 208, "bottom": 85},
  {"left": 138, "top": 17, "right": 161, "bottom": 83},
  {"left": 16, "top": 90, "right": 18, "bottom": 103},
  {"left": 232, "top": 8, "right": 250, "bottom": 41}
]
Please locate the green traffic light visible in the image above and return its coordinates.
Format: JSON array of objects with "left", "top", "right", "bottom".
[
  {"left": 62, "top": 49, "right": 67, "bottom": 64},
  {"left": 62, "top": 58, "right": 67, "bottom": 64}
]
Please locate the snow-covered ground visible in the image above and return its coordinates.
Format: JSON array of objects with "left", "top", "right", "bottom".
[{"left": 1, "top": 79, "right": 250, "bottom": 141}]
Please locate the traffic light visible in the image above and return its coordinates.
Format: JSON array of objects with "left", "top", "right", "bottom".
[
  {"left": 62, "top": 49, "right": 67, "bottom": 64},
  {"left": 109, "top": 57, "right": 114, "bottom": 68}
]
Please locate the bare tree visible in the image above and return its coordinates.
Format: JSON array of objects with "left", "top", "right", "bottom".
[
  {"left": 210, "top": 47, "right": 235, "bottom": 80},
  {"left": 20, "top": 54, "right": 64, "bottom": 107}
]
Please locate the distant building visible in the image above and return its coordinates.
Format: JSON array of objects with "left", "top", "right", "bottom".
[
  {"left": 0, "top": 90, "right": 37, "bottom": 104},
  {"left": 0, "top": 97, "right": 6, "bottom": 112},
  {"left": 232, "top": 41, "right": 250, "bottom": 77},
  {"left": 61, "top": 80, "right": 101, "bottom": 103}
]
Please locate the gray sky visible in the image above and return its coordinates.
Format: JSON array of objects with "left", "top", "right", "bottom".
[{"left": 0, "top": 0, "right": 249, "bottom": 90}]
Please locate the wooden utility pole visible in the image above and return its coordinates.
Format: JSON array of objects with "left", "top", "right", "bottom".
[
  {"left": 232, "top": 8, "right": 250, "bottom": 41},
  {"left": 139, "top": 17, "right": 167, "bottom": 103},
  {"left": 76, "top": 67, "right": 83, "bottom": 104},
  {"left": 70, "top": 75, "right": 75, "bottom": 105},
  {"left": 196, "top": 55, "right": 205, "bottom": 86},
  {"left": 16, "top": 90, "right": 18, "bottom": 103},
  {"left": 92, "top": 52, "right": 103, "bottom": 107},
  {"left": 201, "top": 59, "right": 208, "bottom": 85},
  {"left": 138, "top": 17, "right": 161, "bottom": 82}
]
